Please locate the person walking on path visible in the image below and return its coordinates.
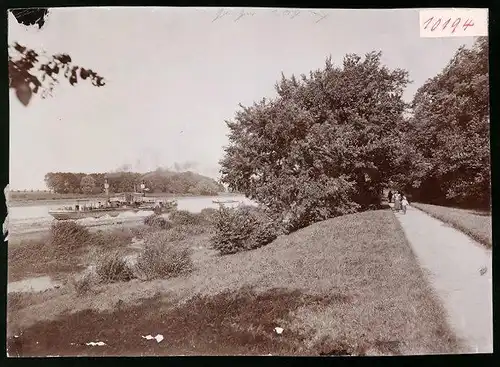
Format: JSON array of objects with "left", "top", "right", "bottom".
[
  {"left": 401, "top": 195, "right": 409, "bottom": 214},
  {"left": 388, "top": 190, "right": 393, "bottom": 203},
  {"left": 394, "top": 191, "right": 401, "bottom": 211}
]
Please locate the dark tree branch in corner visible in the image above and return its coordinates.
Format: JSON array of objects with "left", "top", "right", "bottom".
[{"left": 8, "top": 42, "right": 106, "bottom": 106}]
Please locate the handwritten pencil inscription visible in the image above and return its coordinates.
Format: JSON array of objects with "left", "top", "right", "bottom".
[{"left": 211, "top": 8, "right": 329, "bottom": 23}]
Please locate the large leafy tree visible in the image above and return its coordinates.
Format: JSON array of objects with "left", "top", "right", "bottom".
[
  {"left": 403, "top": 37, "right": 489, "bottom": 208},
  {"left": 220, "top": 52, "right": 410, "bottom": 230}
]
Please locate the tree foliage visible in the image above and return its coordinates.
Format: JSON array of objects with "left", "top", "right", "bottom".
[
  {"left": 220, "top": 52, "right": 410, "bottom": 230},
  {"left": 401, "top": 37, "right": 490, "bottom": 208},
  {"left": 80, "top": 175, "right": 96, "bottom": 195},
  {"left": 210, "top": 205, "right": 283, "bottom": 255},
  {"left": 8, "top": 42, "right": 105, "bottom": 106}
]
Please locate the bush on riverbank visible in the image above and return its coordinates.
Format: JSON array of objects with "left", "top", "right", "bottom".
[
  {"left": 144, "top": 214, "right": 172, "bottom": 230},
  {"left": 134, "top": 233, "right": 194, "bottom": 280},
  {"left": 210, "top": 205, "right": 283, "bottom": 255},
  {"left": 48, "top": 221, "right": 93, "bottom": 257},
  {"left": 200, "top": 207, "right": 218, "bottom": 222},
  {"left": 170, "top": 210, "right": 205, "bottom": 226},
  {"left": 95, "top": 250, "right": 135, "bottom": 283},
  {"left": 72, "top": 273, "right": 94, "bottom": 296}
]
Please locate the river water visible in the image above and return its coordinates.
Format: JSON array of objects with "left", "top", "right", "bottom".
[{"left": 7, "top": 195, "right": 255, "bottom": 236}]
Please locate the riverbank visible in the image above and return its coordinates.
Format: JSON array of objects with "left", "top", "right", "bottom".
[
  {"left": 6, "top": 194, "right": 253, "bottom": 246},
  {"left": 8, "top": 217, "right": 146, "bottom": 244},
  {"left": 7, "top": 208, "right": 460, "bottom": 356}
]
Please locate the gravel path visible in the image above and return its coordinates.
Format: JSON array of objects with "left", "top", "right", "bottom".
[{"left": 393, "top": 204, "right": 493, "bottom": 353}]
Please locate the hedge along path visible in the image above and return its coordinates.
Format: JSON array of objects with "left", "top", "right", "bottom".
[{"left": 392, "top": 204, "right": 493, "bottom": 353}]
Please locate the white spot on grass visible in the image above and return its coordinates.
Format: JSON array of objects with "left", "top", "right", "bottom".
[
  {"left": 274, "top": 327, "right": 284, "bottom": 334},
  {"left": 142, "top": 334, "right": 164, "bottom": 343},
  {"left": 155, "top": 334, "right": 164, "bottom": 343},
  {"left": 86, "top": 341, "right": 106, "bottom": 346}
]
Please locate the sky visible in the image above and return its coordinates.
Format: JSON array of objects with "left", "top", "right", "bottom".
[{"left": 8, "top": 7, "right": 476, "bottom": 190}]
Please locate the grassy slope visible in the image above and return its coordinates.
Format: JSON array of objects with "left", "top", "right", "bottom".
[
  {"left": 7, "top": 209, "right": 460, "bottom": 356},
  {"left": 412, "top": 203, "right": 492, "bottom": 248}
]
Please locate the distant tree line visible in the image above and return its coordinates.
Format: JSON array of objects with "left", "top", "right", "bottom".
[
  {"left": 220, "top": 37, "right": 489, "bottom": 231},
  {"left": 44, "top": 169, "right": 225, "bottom": 196}
]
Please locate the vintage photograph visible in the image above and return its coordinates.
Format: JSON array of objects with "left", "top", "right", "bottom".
[{"left": 6, "top": 7, "right": 491, "bottom": 356}]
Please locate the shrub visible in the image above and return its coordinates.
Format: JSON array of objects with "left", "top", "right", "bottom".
[
  {"left": 142, "top": 230, "right": 172, "bottom": 246},
  {"left": 7, "top": 292, "right": 25, "bottom": 313},
  {"left": 210, "top": 205, "right": 282, "bottom": 255},
  {"left": 92, "top": 228, "right": 135, "bottom": 249},
  {"left": 141, "top": 224, "right": 206, "bottom": 244},
  {"left": 171, "top": 224, "right": 210, "bottom": 240},
  {"left": 134, "top": 237, "right": 194, "bottom": 280},
  {"left": 200, "top": 207, "right": 218, "bottom": 222},
  {"left": 94, "top": 250, "right": 135, "bottom": 283},
  {"left": 169, "top": 210, "right": 204, "bottom": 226},
  {"left": 48, "top": 221, "right": 93, "bottom": 257},
  {"left": 129, "top": 225, "right": 150, "bottom": 239},
  {"left": 144, "top": 214, "right": 172, "bottom": 229},
  {"left": 72, "top": 273, "right": 94, "bottom": 296}
]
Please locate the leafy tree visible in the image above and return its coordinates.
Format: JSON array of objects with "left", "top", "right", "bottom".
[
  {"left": 8, "top": 42, "right": 105, "bottom": 106},
  {"left": 402, "top": 37, "right": 489, "bottom": 208},
  {"left": 44, "top": 172, "right": 66, "bottom": 193},
  {"left": 80, "top": 175, "right": 97, "bottom": 195},
  {"left": 220, "top": 52, "right": 410, "bottom": 230},
  {"left": 89, "top": 173, "right": 106, "bottom": 192}
]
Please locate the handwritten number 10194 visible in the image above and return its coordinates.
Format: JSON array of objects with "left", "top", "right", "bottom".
[{"left": 423, "top": 17, "right": 474, "bottom": 33}]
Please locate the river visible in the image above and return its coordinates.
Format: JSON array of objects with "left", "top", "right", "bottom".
[{"left": 7, "top": 195, "right": 255, "bottom": 237}]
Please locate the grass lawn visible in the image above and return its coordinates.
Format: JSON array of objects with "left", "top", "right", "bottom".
[
  {"left": 7, "top": 209, "right": 461, "bottom": 356},
  {"left": 412, "top": 203, "right": 492, "bottom": 248}
]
